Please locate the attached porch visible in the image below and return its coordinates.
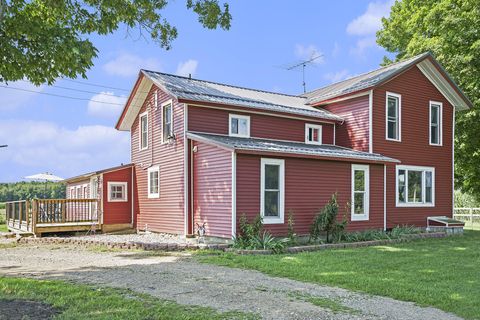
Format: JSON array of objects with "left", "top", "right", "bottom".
[{"left": 6, "top": 199, "right": 101, "bottom": 237}]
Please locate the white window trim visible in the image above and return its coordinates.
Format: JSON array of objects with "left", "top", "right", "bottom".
[
  {"left": 385, "top": 91, "right": 402, "bottom": 142},
  {"left": 147, "top": 166, "right": 160, "bottom": 198},
  {"left": 429, "top": 101, "right": 443, "bottom": 146},
  {"left": 395, "top": 165, "right": 435, "bottom": 207},
  {"left": 138, "top": 111, "right": 148, "bottom": 150},
  {"left": 351, "top": 164, "right": 370, "bottom": 221},
  {"left": 161, "top": 99, "right": 174, "bottom": 143},
  {"left": 260, "top": 158, "right": 285, "bottom": 224},
  {"left": 229, "top": 114, "right": 251, "bottom": 138},
  {"left": 305, "top": 123, "right": 323, "bottom": 145},
  {"left": 107, "top": 182, "right": 128, "bottom": 202}
]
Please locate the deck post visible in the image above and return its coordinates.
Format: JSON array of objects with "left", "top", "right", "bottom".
[
  {"left": 32, "top": 199, "right": 37, "bottom": 236},
  {"left": 26, "top": 201, "right": 30, "bottom": 230},
  {"left": 62, "top": 201, "right": 66, "bottom": 223}
]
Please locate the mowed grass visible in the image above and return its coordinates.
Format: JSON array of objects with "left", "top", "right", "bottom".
[
  {"left": 0, "top": 209, "right": 6, "bottom": 232},
  {"left": 200, "top": 231, "right": 480, "bottom": 319},
  {"left": 0, "top": 277, "right": 257, "bottom": 320}
]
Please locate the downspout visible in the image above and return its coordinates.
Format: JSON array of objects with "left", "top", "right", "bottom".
[
  {"left": 131, "top": 166, "right": 134, "bottom": 229},
  {"left": 368, "top": 90, "right": 373, "bottom": 153},
  {"left": 384, "top": 164, "right": 387, "bottom": 231},
  {"left": 231, "top": 151, "right": 237, "bottom": 238}
]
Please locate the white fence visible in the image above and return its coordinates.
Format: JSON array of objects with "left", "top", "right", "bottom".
[{"left": 453, "top": 208, "right": 480, "bottom": 226}]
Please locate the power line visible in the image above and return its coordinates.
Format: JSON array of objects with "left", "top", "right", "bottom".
[
  {"left": 61, "top": 78, "right": 131, "bottom": 92},
  {"left": 0, "top": 85, "right": 125, "bottom": 105},
  {"left": 16, "top": 80, "right": 128, "bottom": 98}
]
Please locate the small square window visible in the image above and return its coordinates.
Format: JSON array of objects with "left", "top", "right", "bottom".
[
  {"left": 305, "top": 124, "right": 322, "bottom": 144},
  {"left": 107, "top": 182, "right": 127, "bottom": 202},
  {"left": 229, "top": 114, "right": 250, "bottom": 137}
]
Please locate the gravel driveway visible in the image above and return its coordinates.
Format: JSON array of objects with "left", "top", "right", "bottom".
[{"left": 0, "top": 243, "right": 461, "bottom": 320}]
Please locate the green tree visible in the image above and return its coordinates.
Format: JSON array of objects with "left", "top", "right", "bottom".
[
  {"left": 0, "top": 0, "right": 231, "bottom": 85},
  {"left": 377, "top": 0, "right": 480, "bottom": 201}
]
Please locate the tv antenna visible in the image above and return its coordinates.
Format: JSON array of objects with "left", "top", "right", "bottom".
[{"left": 284, "top": 54, "right": 323, "bottom": 93}]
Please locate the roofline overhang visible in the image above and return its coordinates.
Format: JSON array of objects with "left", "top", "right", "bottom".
[
  {"left": 187, "top": 132, "right": 399, "bottom": 165},
  {"left": 64, "top": 164, "right": 134, "bottom": 184}
]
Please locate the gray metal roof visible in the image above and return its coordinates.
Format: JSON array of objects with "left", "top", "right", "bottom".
[
  {"left": 142, "top": 70, "right": 343, "bottom": 122},
  {"left": 188, "top": 132, "right": 399, "bottom": 163},
  {"left": 304, "top": 52, "right": 430, "bottom": 104}
]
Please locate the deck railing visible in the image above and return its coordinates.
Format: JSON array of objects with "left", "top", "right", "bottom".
[{"left": 6, "top": 198, "right": 100, "bottom": 234}]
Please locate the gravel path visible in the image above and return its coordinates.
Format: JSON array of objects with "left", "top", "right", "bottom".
[
  {"left": 0, "top": 244, "right": 461, "bottom": 320},
  {"left": 68, "top": 232, "right": 190, "bottom": 244}
]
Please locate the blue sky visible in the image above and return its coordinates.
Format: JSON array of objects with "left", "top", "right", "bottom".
[{"left": 0, "top": 0, "right": 395, "bottom": 182}]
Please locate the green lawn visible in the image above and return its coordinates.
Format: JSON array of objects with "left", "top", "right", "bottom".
[
  {"left": 0, "top": 209, "right": 6, "bottom": 232},
  {"left": 0, "top": 277, "right": 256, "bottom": 320},
  {"left": 200, "top": 231, "right": 480, "bottom": 320}
]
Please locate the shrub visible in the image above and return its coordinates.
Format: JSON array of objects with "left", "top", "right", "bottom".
[
  {"left": 233, "top": 214, "right": 288, "bottom": 253},
  {"left": 341, "top": 225, "right": 420, "bottom": 243},
  {"left": 287, "top": 210, "right": 296, "bottom": 245},
  {"left": 310, "top": 194, "right": 348, "bottom": 243}
]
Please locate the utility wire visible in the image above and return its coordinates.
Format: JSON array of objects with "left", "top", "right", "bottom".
[
  {"left": 61, "top": 78, "right": 131, "bottom": 92},
  {"left": 0, "top": 85, "right": 125, "bottom": 105}
]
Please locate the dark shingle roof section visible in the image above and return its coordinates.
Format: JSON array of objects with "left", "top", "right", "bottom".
[
  {"left": 304, "top": 52, "right": 430, "bottom": 104},
  {"left": 142, "top": 70, "right": 343, "bottom": 122},
  {"left": 188, "top": 132, "right": 399, "bottom": 163}
]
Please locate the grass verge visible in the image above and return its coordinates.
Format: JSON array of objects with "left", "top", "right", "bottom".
[
  {"left": 0, "top": 277, "right": 257, "bottom": 320},
  {"left": 200, "top": 231, "right": 480, "bottom": 320},
  {"left": 0, "top": 208, "right": 6, "bottom": 232}
]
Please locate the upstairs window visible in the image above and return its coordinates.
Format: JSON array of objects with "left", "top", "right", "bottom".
[
  {"left": 162, "top": 102, "right": 173, "bottom": 142},
  {"left": 351, "top": 164, "right": 369, "bottom": 221},
  {"left": 430, "top": 101, "right": 442, "bottom": 146},
  {"left": 260, "top": 158, "right": 284, "bottom": 224},
  {"left": 139, "top": 112, "right": 148, "bottom": 150},
  {"left": 148, "top": 166, "right": 160, "bottom": 198},
  {"left": 397, "top": 165, "right": 434, "bottom": 206},
  {"left": 229, "top": 114, "right": 250, "bottom": 137},
  {"left": 386, "top": 92, "right": 401, "bottom": 141},
  {"left": 107, "top": 182, "right": 128, "bottom": 202},
  {"left": 305, "top": 124, "right": 322, "bottom": 145}
]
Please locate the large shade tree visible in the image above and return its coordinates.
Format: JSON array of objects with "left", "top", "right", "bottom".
[
  {"left": 377, "top": 0, "right": 480, "bottom": 200},
  {"left": 0, "top": 0, "right": 231, "bottom": 85}
]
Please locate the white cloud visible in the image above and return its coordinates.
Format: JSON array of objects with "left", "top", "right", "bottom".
[
  {"left": 0, "top": 120, "right": 130, "bottom": 181},
  {"left": 294, "top": 44, "right": 324, "bottom": 63},
  {"left": 346, "top": 0, "right": 394, "bottom": 36},
  {"left": 87, "top": 91, "right": 127, "bottom": 118},
  {"left": 0, "top": 81, "right": 43, "bottom": 111},
  {"left": 350, "top": 37, "right": 378, "bottom": 58},
  {"left": 176, "top": 59, "right": 199, "bottom": 77},
  {"left": 331, "top": 42, "right": 341, "bottom": 58},
  {"left": 103, "top": 53, "right": 161, "bottom": 77},
  {"left": 324, "top": 69, "right": 351, "bottom": 83}
]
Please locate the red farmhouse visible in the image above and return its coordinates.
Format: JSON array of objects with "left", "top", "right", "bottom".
[{"left": 69, "top": 52, "right": 472, "bottom": 238}]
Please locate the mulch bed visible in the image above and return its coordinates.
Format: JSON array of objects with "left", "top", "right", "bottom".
[{"left": 0, "top": 299, "right": 59, "bottom": 320}]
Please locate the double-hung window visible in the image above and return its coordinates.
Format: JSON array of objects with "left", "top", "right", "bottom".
[
  {"left": 260, "top": 158, "right": 284, "bottom": 224},
  {"left": 305, "top": 124, "right": 322, "bottom": 145},
  {"left": 162, "top": 101, "right": 173, "bottom": 142},
  {"left": 229, "top": 114, "right": 250, "bottom": 137},
  {"left": 386, "top": 92, "right": 401, "bottom": 141},
  {"left": 351, "top": 164, "right": 369, "bottom": 221},
  {"left": 430, "top": 101, "right": 442, "bottom": 146},
  {"left": 148, "top": 166, "right": 160, "bottom": 198},
  {"left": 107, "top": 182, "right": 128, "bottom": 202},
  {"left": 139, "top": 112, "right": 148, "bottom": 150},
  {"left": 397, "top": 165, "right": 434, "bottom": 206}
]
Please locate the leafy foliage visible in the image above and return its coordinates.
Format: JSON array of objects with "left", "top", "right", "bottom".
[
  {"left": 310, "top": 194, "right": 347, "bottom": 243},
  {"left": 341, "top": 226, "right": 420, "bottom": 243},
  {"left": 0, "top": 182, "right": 66, "bottom": 202},
  {"left": 286, "top": 210, "right": 296, "bottom": 245},
  {"left": 233, "top": 214, "right": 288, "bottom": 253},
  {"left": 454, "top": 190, "right": 480, "bottom": 208},
  {"left": 0, "top": 0, "right": 232, "bottom": 85},
  {"left": 376, "top": 0, "right": 480, "bottom": 201}
]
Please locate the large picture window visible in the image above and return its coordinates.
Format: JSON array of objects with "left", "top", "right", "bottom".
[
  {"left": 430, "top": 101, "right": 442, "bottom": 146},
  {"left": 229, "top": 114, "right": 250, "bottom": 138},
  {"left": 107, "top": 182, "right": 128, "bottom": 202},
  {"left": 260, "top": 158, "right": 284, "bottom": 224},
  {"left": 139, "top": 111, "right": 148, "bottom": 150},
  {"left": 351, "top": 164, "right": 369, "bottom": 221},
  {"left": 397, "top": 165, "right": 434, "bottom": 206},
  {"left": 148, "top": 166, "right": 160, "bottom": 198},
  {"left": 386, "top": 92, "right": 401, "bottom": 141}
]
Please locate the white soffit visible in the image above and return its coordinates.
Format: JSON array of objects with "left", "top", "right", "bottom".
[{"left": 118, "top": 77, "right": 153, "bottom": 131}]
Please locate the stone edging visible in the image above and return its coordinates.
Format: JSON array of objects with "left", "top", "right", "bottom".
[
  {"left": 17, "top": 232, "right": 446, "bottom": 254},
  {"left": 18, "top": 237, "right": 229, "bottom": 251},
  {"left": 225, "top": 232, "right": 447, "bottom": 255}
]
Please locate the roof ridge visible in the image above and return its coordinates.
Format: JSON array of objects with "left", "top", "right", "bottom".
[
  {"left": 303, "top": 52, "right": 430, "bottom": 97},
  {"left": 141, "top": 69, "right": 303, "bottom": 99}
]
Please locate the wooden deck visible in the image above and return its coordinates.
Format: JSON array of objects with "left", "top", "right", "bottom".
[{"left": 6, "top": 199, "right": 101, "bottom": 236}]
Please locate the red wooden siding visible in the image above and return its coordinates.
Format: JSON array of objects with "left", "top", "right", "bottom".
[
  {"left": 131, "top": 85, "right": 185, "bottom": 234},
  {"left": 372, "top": 66, "right": 453, "bottom": 227},
  {"left": 188, "top": 106, "right": 335, "bottom": 144},
  {"left": 323, "top": 95, "right": 370, "bottom": 151},
  {"left": 236, "top": 153, "right": 384, "bottom": 236},
  {"left": 192, "top": 141, "right": 232, "bottom": 238},
  {"left": 102, "top": 167, "right": 132, "bottom": 225}
]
